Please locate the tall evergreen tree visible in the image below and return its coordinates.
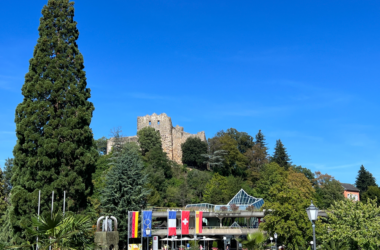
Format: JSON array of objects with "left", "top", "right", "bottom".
[
  {"left": 11, "top": 0, "right": 98, "bottom": 243},
  {"left": 3, "top": 158, "right": 14, "bottom": 197},
  {"left": 271, "top": 139, "right": 291, "bottom": 170},
  {"left": 355, "top": 165, "right": 377, "bottom": 193},
  {"left": 101, "top": 144, "right": 149, "bottom": 248},
  {"left": 255, "top": 130, "right": 266, "bottom": 147}
]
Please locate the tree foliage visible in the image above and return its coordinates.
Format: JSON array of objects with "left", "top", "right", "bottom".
[
  {"left": 355, "top": 165, "right": 377, "bottom": 194},
  {"left": 242, "top": 231, "right": 266, "bottom": 250},
  {"left": 181, "top": 137, "right": 208, "bottom": 169},
  {"left": 137, "top": 127, "right": 162, "bottom": 156},
  {"left": 95, "top": 137, "right": 108, "bottom": 155},
  {"left": 201, "top": 150, "right": 227, "bottom": 170},
  {"left": 3, "top": 158, "right": 14, "bottom": 197},
  {"left": 25, "top": 212, "right": 94, "bottom": 250},
  {"left": 11, "top": 0, "right": 98, "bottom": 243},
  {"left": 223, "top": 128, "right": 254, "bottom": 154},
  {"left": 259, "top": 164, "right": 317, "bottom": 249},
  {"left": 101, "top": 144, "right": 149, "bottom": 248},
  {"left": 320, "top": 198, "right": 380, "bottom": 249},
  {"left": 0, "top": 169, "right": 7, "bottom": 224},
  {"left": 187, "top": 170, "right": 212, "bottom": 203},
  {"left": 313, "top": 171, "right": 344, "bottom": 209},
  {"left": 271, "top": 139, "right": 291, "bottom": 170},
  {"left": 362, "top": 186, "right": 380, "bottom": 206},
  {"left": 216, "top": 134, "right": 248, "bottom": 176},
  {"left": 203, "top": 173, "right": 229, "bottom": 204}
]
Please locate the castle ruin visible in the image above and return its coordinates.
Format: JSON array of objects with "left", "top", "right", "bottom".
[{"left": 107, "top": 113, "right": 206, "bottom": 164}]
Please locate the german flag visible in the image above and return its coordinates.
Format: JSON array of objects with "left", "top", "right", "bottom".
[
  {"left": 128, "top": 211, "right": 139, "bottom": 238},
  {"left": 195, "top": 211, "right": 203, "bottom": 233}
]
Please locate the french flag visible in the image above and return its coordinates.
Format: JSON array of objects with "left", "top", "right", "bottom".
[{"left": 168, "top": 211, "right": 177, "bottom": 236}]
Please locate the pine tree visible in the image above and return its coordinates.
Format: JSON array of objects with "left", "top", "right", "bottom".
[
  {"left": 11, "top": 0, "right": 98, "bottom": 243},
  {"left": 101, "top": 144, "right": 150, "bottom": 248},
  {"left": 271, "top": 139, "right": 291, "bottom": 170},
  {"left": 355, "top": 165, "right": 377, "bottom": 193},
  {"left": 255, "top": 130, "right": 266, "bottom": 147}
]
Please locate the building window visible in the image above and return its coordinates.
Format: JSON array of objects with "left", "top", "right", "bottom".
[{"left": 158, "top": 120, "right": 160, "bottom": 125}]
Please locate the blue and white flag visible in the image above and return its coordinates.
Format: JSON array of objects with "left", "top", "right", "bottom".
[{"left": 143, "top": 210, "right": 153, "bottom": 237}]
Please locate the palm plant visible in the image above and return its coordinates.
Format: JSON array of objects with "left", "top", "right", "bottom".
[
  {"left": 241, "top": 232, "right": 265, "bottom": 250},
  {"left": 26, "top": 212, "right": 94, "bottom": 250}
]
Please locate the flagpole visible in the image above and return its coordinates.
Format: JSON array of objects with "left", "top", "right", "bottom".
[
  {"left": 128, "top": 211, "right": 130, "bottom": 250},
  {"left": 167, "top": 210, "right": 169, "bottom": 250},
  {"left": 36, "top": 190, "right": 40, "bottom": 250},
  {"left": 49, "top": 191, "right": 54, "bottom": 250},
  {"left": 63, "top": 190, "right": 66, "bottom": 217},
  {"left": 181, "top": 210, "right": 183, "bottom": 250},
  {"left": 141, "top": 211, "right": 143, "bottom": 250}
]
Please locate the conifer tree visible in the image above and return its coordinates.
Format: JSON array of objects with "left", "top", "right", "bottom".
[
  {"left": 271, "top": 139, "right": 291, "bottom": 170},
  {"left": 3, "top": 158, "right": 14, "bottom": 197},
  {"left": 255, "top": 130, "right": 266, "bottom": 147},
  {"left": 355, "top": 165, "right": 377, "bottom": 193},
  {"left": 11, "top": 0, "right": 98, "bottom": 243},
  {"left": 101, "top": 144, "right": 149, "bottom": 248}
]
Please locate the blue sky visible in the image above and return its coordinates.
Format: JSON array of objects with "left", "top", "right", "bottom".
[{"left": 1, "top": 0, "right": 379, "bottom": 184}]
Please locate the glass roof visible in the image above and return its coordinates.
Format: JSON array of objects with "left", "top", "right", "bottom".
[{"left": 228, "top": 189, "right": 261, "bottom": 205}]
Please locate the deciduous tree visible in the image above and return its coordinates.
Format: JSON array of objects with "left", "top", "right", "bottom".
[
  {"left": 203, "top": 173, "right": 229, "bottom": 204},
  {"left": 362, "top": 186, "right": 380, "bottom": 206},
  {"left": 313, "top": 171, "right": 344, "bottom": 209},
  {"left": 137, "top": 127, "right": 162, "bottom": 156},
  {"left": 259, "top": 165, "right": 317, "bottom": 249},
  {"left": 95, "top": 137, "right": 108, "bottom": 155},
  {"left": 11, "top": 0, "right": 98, "bottom": 243},
  {"left": 217, "top": 135, "right": 248, "bottom": 176},
  {"left": 181, "top": 137, "right": 208, "bottom": 169},
  {"left": 320, "top": 199, "right": 380, "bottom": 249}
]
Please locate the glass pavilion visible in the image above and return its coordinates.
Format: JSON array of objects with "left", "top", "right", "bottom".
[{"left": 185, "top": 189, "right": 264, "bottom": 212}]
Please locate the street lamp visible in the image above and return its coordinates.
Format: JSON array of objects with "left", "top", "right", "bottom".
[
  {"left": 203, "top": 236, "right": 206, "bottom": 250},
  {"left": 270, "top": 237, "right": 273, "bottom": 247},
  {"left": 274, "top": 233, "right": 277, "bottom": 249},
  {"left": 223, "top": 237, "right": 226, "bottom": 250},
  {"left": 146, "top": 227, "right": 151, "bottom": 250},
  {"left": 306, "top": 201, "right": 319, "bottom": 250}
]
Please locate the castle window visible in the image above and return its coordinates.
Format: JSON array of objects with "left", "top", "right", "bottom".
[
  {"left": 149, "top": 121, "right": 151, "bottom": 125},
  {"left": 158, "top": 120, "right": 160, "bottom": 125}
]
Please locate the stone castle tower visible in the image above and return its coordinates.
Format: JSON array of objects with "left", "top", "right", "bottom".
[{"left": 107, "top": 113, "right": 206, "bottom": 164}]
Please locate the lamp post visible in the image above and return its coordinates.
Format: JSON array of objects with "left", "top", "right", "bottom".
[
  {"left": 274, "top": 233, "right": 277, "bottom": 249},
  {"left": 146, "top": 227, "right": 151, "bottom": 250},
  {"left": 223, "top": 237, "right": 226, "bottom": 250},
  {"left": 203, "top": 236, "right": 206, "bottom": 250},
  {"left": 306, "top": 201, "right": 319, "bottom": 250}
]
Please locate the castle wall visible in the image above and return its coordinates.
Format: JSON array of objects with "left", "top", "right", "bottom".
[
  {"left": 106, "top": 136, "right": 138, "bottom": 154},
  {"left": 108, "top": 113, "right": 206, "bottom": 165}
]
